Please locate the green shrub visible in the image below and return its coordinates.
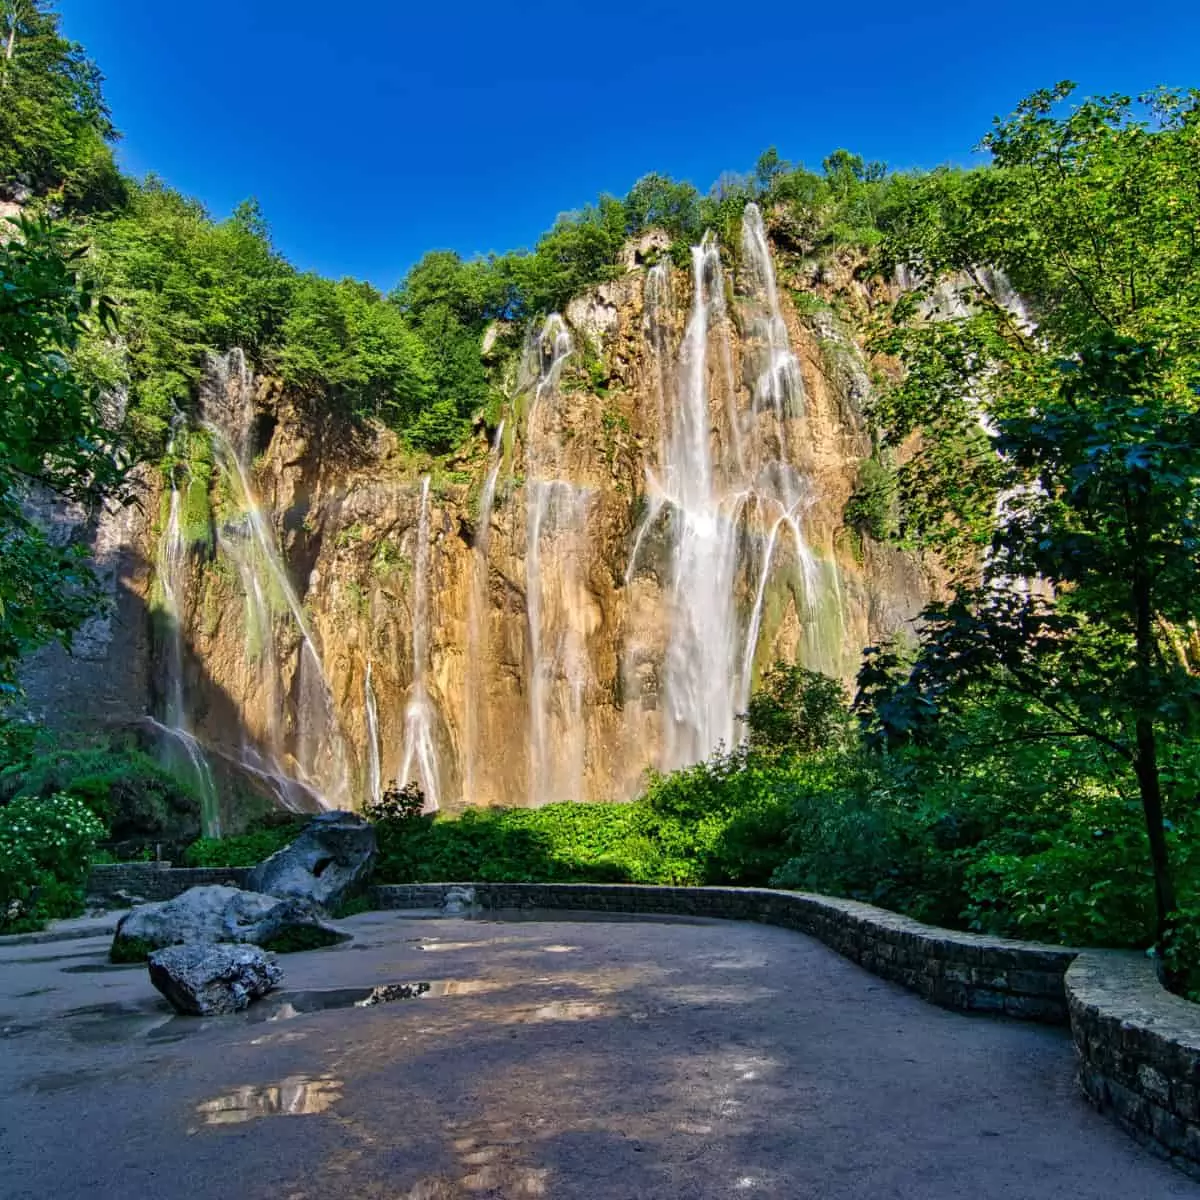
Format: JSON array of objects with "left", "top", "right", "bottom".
[
  {"left": 182, "top": 823, "right": 301, "bottom": 867},
  {"left": 0, "top": 744, "right": 199, "bottom": 844},
  {"left": 109, "top": 935, "right": 155, "bottom": 964},
  {"left": 0, "top": 792, "right": 105, "bottom": 931}
]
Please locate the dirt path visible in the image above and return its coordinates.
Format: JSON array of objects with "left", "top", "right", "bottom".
[{"left": 0, "top": 909, "right": 1192, "bottom": 1199}]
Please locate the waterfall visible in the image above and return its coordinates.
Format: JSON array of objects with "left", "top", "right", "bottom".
[
  {"left": 398, "top": 475, "right": 441, "bottom": 811},
  {"left": 737, "top": 204, "right": 845, "bottom": 685},
  {"left": 365, "top": 660, "right": 382, "bottom": 810},
  {"left": 659, "top": 234, "right": 747, "bottom": 767},
  {"left": 741, "top": 202, "right": 804, "bottom": 426},
  {"left": 644, "top": 262, "right": 674, "bottom": 464},
  {"left": 463, "top": 420, "right": 505, "bottom": 804},
  {"left": 154, "top": 426, "right": 220, "bottom": 836},
  {"left": 202, "top": 349, "right": 350, "bottom": 811},
  {"left": 523, "top": 316, "right": 592, "bottom": 805},
  {"left": 646, "top": 206, "right": 850, "bottom": 770}
]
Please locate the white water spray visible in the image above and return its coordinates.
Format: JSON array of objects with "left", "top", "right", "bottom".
[{"left": 398, "top": 475, "right": 441, "bottom": 811}]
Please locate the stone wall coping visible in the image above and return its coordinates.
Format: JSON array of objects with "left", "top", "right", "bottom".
[{"left": 1067, "top": 950, "right": 1200, "bottom": 1052}]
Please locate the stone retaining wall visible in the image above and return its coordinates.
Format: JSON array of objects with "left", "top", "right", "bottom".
[
  {"left": 370, "top": 882, "right": 1074, "bottom": 1023},
  {"left": 1068, "top": 952, "right": 1200, "bottom": 1179},
  {"left": 87, "top": 863, "right": 251, "bottom": 904}
]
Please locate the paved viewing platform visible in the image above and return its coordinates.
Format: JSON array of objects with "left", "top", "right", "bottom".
[{"left": 0, "top": 908, "right": 1193, "bottom": 1199}]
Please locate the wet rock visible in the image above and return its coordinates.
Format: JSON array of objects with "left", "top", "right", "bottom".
[
  {"left": 148, "top": 943, "right": 282, "bottom": 1016},
  {"left": 111, "top": 884, "right": 347, "bottom": 961},
  {"left": 246, "top": 811, "right": 376, "bottom": 912},
  {"left": 441, "top": 886, "right": 476, "bottom": 915}
]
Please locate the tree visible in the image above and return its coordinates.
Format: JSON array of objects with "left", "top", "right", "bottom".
[
  {"left": 0, "top": 213, "right": 128, "bottom": 694},
  {"left": 865, "top": 84, "right": 1200, "bottom": 955},
  {"left": 875, "top": 83, "right": 1200, "bottom": 562},
  {"left": 0, "top": 0, "right": 120, "bottom": 208}
]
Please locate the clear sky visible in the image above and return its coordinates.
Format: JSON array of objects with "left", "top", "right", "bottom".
[{"left": 59, "top": 1, "right": 1200, "bottom": 288}]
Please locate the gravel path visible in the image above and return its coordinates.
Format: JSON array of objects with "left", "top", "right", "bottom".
[{"left": 0, "top": 909, "right": 1193, "bottom": 1199}]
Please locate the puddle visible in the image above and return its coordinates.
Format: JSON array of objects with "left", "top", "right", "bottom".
[{"left": 194, "top": 1074, "right": 342, "bottom": 1125}]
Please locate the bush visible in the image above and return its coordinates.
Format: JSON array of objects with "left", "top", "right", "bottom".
[
  {"left": 369, "top": 751, "right": 796, "bottom": 888},
  {"left": 742, "top": 664, "right": 851, "bottom": 757},
  {"left": 182, "top": 823, "right": 301, "bottom": 868},
  {"left": 0, "top": 792, "right": 105, "bottom": 931},
  {"left": 0, "top": 744, "right": 200, "bottom": 845}
]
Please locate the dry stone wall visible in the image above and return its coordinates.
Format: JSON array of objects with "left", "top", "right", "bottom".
[{"left": 1068, "top": 952, "right": 1200, "bottom": 1179}]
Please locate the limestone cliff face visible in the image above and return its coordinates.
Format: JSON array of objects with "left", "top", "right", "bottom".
[{"left": 55, "top": 204, "right": 940, "bottom": 823}]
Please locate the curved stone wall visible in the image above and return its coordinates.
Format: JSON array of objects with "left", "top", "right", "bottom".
[{"left": 1067, "top": 952, "right": 1200, "bottom": 1179}]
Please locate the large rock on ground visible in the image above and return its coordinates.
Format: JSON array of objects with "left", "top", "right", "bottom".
[
  {"left": 149, "top": 943, "right": 282, "bottom": 1015},
  {"left": 111, "top": 884, "right": 346, "bottom": 961},
  {"left": 246, "top": 811, "right": 376, "bottom": 911}
]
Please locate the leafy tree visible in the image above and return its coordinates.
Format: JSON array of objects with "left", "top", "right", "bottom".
[
  {"left": 0, "top": 213, "right": 128, "bottom": 693},
  {"left": 276, "top": 274, "right": 431, "bottom": 425},
  {"left": 864, "top": 84, "right": 1200, "bottom": 954},
  {"left": 85, "top": 181, "right": 293, "bottom": 445},
  {"left": 623, "top": 172, "right": 703, "bottom": 244},
  {"left": 864, "top": 336, "right": 1200, "bottom": 948},
  {"left": 0, "top": 0, "right": 121, "bottom": 209},
  {"left": 875, "top": 83, "right": 1200, "bottom": 561}
]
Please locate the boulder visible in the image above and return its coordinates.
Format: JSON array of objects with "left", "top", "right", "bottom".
[
  {"left": 111, "top": 884, "right": 346, "bottom": 961},
  {"left": 149, "top": 943, "right": 282, "bottom": 1016},
  {"left": 246, "top": 811, "right": 376, "bottom": 912}
]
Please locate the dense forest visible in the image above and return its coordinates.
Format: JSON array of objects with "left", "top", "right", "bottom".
[{"left": 2, "top": 0, "right": 1200, "bottom": 1000}]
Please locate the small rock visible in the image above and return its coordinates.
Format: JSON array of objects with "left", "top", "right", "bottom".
[
  {"left": 148, "top": 944, "right": 282, "bottom": 1016},
  {"left": 441, "top": 886, "right": 476, "bottom": 915}
]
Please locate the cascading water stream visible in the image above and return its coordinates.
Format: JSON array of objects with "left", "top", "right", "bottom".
[
  {"left": 523, "top": 316, "right": 592, "bottom": 805},
  {"left": 398, "top": 476, "right": 441, "bottom": 811},
  {"left": 201, "top": 350, "right": 350, "bottom": 810},
  {"left": 364, "top": 660, "right": 382, "bottom": 809},
  {"left": 659, "top": 234, "right": 747, "bottom": 768},
  {"left": 737, "top": 203, "right": 845, "bottom": 686},
  {"left": 154, "top": 426, "right": 220, "bottom": 836},
  {"left": 463, "top": 420, "right": 505, "bottom": 804}
]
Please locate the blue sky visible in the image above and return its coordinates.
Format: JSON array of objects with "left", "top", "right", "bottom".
[{"left": 60, "top": 1, "right": 1200, "bottom": 288}]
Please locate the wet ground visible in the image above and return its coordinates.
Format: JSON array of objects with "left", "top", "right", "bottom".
[{"left": 0, "top": 908, "right": 1193, "bottom": 1199}]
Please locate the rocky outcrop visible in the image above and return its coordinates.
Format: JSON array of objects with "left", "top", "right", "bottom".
[
  {"left": 111, "top": 884, "right": 346, "bottom": 960},
  {"left": 35, "top": 208, "right": 944, "bottom": 819},
  {"left": 148, "top": 943, "right": 282, "bottom": 1015},
  {"left": 246, "top": 811, "right": 376, "bottom": 911}
]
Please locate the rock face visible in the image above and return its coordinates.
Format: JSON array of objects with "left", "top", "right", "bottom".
[
  {"left": 112, "top": 884, "right": 346, "bottom": 959},
  {"left": 246, "top": 811, "right": 376, "bottom": 911},
  {"left": 29, "top": 209, "right": 946, "bottom": 819},
  {"left": 148, "top": 943, "right": 282, "bottom": 1015}
]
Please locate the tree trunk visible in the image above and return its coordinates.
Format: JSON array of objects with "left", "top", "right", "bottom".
[
  {"left": 2, "top": 4, "right": 17, "bottom": 88},
  {"left": 1134, "top": 716, "right": 1176, "bottom": 946},
  {"left": 1130, "top": 482, "right": 1177, "bottom": 949}
]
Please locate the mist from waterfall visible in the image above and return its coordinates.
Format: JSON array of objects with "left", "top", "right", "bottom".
[{"left": 398, "top": 475, "right": 441, "bottom": 811}]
